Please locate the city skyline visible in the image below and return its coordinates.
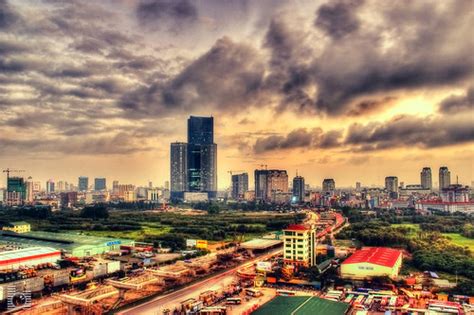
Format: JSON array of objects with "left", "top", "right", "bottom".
[{"left": 0, "top": 0, "right": 473, "bottom": 188}]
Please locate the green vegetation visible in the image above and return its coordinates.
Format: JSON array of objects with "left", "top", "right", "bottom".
[
  {"left": 441, "top": 233, "right": 474, "bottom": 251},
  {"left": 0, "top": 207, "right": 305, "bottom": 251}
]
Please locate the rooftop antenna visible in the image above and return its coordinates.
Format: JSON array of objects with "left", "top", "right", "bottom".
[{"left": 296, "top": 169, "right": 299, "bottom": 177}]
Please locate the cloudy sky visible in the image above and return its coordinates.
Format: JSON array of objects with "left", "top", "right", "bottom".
[{"left": 0, "top": 0, "right": 473, "bottom": 189}]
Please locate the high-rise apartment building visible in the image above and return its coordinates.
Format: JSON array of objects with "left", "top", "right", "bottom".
[
  {"left": 283, "top": 224, "right": 317, "bottom": 267},
  {"left": 254, "top": 169, "right": 288, "bottom": 202},
  {"left": 187, "top": 116, "right": 217, "bottom": 198},
  {"left": 26, "top": 177, "right": 33, "bottom": 203},
  {"left": 94, "top": 178, "right": 106, "bottom": 191},
  {"left": 7, "top": 177, "right": 26, "bottom": 205},
  {"left": 170, "top": 142, "right": 188, "bottom": 198},
  {"left": 231, "top": 173, "right": 248, "bottom": 200},
  {"left": 322, "top": 178, "right": 336, "bottom": 192},
  {"left": 385, "top": 176, "right": 398, "bottom": 192},
  {"left": 420, "top": 167, "right": 432, "bottom": 190},
  {"left": 292, "top": 176, "right": 305, "bottom": 203},
  {"left": 46, "top": 179, "right": 55, "bottom": 194},
  {"left": 439, "top": 166, "right": 451, "bottom": 191},
  {"left": 78, "top": 176, "right": 89, "bottom": 192}
]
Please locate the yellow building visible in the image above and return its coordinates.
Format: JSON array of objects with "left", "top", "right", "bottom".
[
  {"left": 341, "top": 247, "right": 403, "bottom": 280},
  {"left": 2, "top": 221, "right": 31, "bottom": 234},
  {"left": 283, "top": 224, "right": 316, "bottom": 267}
]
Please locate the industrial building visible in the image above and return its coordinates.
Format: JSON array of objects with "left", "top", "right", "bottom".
[
  {"left": 340, "top": 247, "right": 402, "bottom": 280},
  {"left": 0, "top": 231, "right": 134, "bottom": 257},
  {"left": 0, "top": 247, "right": 61, "bottom": 270},
  {"left": 283, "top": 224, "right": 317, "bottom": 267},
  {"left": 1, "top": 221, "right": 31, "bottom": 233}
]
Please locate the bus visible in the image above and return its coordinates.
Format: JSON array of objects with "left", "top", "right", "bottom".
[
  {"left": 354, "top": 295, "right": 365, "bottom": 305},
  {"left": 276, "top": 289, "right": 296, "bottom": 296},
  {"left": 246, "top": 289, "right": 263, "bottom": 297},
  {"left": 364, "top": 296, "right": 373, "bottom": 307},
  {"left": 226, "top": 298, "right": 242, "bottom": 305}
]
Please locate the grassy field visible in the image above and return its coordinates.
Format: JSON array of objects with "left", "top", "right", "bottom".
[
  {"left": 392, "top": 223, "right": 474, "bottom": 251},
  {"left": 442, "top": 233, "right": 474, "bottom": 251},
  {"left": 71, "top": 224, "right": 171, "bottom": 240}
]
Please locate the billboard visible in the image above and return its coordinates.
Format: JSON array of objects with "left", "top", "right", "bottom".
[
  {"left": 196, "top": 240, "right": 208, "bottom": 249},
  {"left": 186, "top": 239, "right": 197, "bottom": 247},
  {"left": 256, "top": 261, "right": 272, "bottom": 272}
]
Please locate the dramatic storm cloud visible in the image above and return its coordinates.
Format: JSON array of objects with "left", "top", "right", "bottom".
[{"left": 0, "top": 0, "right": 473, "bottom": 187}]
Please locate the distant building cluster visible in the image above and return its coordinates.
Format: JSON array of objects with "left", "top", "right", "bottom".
[{"left": 1, "top": 116, "right": 473, "bottom": 215}]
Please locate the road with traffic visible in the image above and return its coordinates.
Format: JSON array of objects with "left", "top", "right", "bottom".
[{"left": 117, "top": 249, "right": 282, "bottom": 315}]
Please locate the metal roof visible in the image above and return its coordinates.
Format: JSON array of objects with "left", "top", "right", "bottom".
[
  {"left": 0, "top": 246, "right": 60, "bottom": 262},
  {"left": 342, "top": 247, "right": 402, "bottom": 268}
]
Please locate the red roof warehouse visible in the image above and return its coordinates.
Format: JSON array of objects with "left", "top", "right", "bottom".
[{"left": 341, "top": 247, "right": 403, "bottom": 280}]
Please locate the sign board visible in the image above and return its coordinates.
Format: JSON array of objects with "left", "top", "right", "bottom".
[
  {"left": 256, "top": 261, "right": 272, "bottom": 272},
  {"left": 186, "top": 239, "right": 197, "bottom": 247},
  {"left": 106, "top": 240, "right": 121, "bottom": 246},
  {"left": 195, "top": 240, "right": 208, "bottom": 249}
]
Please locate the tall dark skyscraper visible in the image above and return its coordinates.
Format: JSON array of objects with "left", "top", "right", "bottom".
[
  {"left": 292, "top": 175, "right": 305, "bottom": 203},
  {"left": 187, "top": 116, "right": 217, "bottom": 197},
  {"left": 170, "top": 142, "right": 188, "bottom": 198}
]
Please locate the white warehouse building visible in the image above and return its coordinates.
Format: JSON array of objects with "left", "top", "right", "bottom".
[{"left": 0, "top": 247, "right": 61, "bottom": 270}]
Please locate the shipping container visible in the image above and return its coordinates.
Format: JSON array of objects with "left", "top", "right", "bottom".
[
  {"left": 93, "top": 264, "right": 107, "bottom": 277},
  {"left": 24, "top": 277, "right": 44, "bottom": 292}
]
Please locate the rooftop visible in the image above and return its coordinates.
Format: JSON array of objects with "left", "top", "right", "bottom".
[
  {"left": 0, "top": 230, "right": 134, "bottom": 252},
  {"left": 0, "top": 247, "right": 60, "bottom": 264},
  {"left": 240, "top": 238, "right": 282, "bottom": 250},
  {"left": 342, "top": 247, "right": 402, "bottom": 268},
  {"left": 285, "top": 224, "right": 311, "bottom": 231},
  {"left": 252, "top": 296, "right": 349, "bottom": 315}
]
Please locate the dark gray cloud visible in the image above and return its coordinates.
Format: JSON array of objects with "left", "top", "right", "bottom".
[
  {"left": 0, "top": 0, "right": 18, "bottom": 29},
  {"left": 120, "top": 37, "right": 265, "bottom": 115},
  {"left": 346, "top": 97, "right": 397, "bottom": 117},
  {"left": 315, "top": 0, "right": 362, "bottom": 39},
  {"left": 439, "top": 87, "right": 474, "bottom": 113},
  {"left": 136, "top": 0, "right": 197, "bottom": 31},
  {"left": 253, "top": 112, "right": 474, "bottom": 154},
  {"left": 253, "top": 128, "right": 343, "bottom": 153},
  {"left": 345, "top": 115, "right": 474, "bottom": 151},
  {"left": 311, "top": 1, "right": 474, "bottom": 115},
  {"left": 0, "top": 133, "right": 153, "bottom": 156}
]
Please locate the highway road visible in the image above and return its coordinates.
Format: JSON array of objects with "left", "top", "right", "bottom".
[{"left": 117, "top": 249, "right": 282, "bottom": 315}]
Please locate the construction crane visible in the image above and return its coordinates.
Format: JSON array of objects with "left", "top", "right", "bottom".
[{"left": 2, "top": 168, "right": 25, "bottom": 180}]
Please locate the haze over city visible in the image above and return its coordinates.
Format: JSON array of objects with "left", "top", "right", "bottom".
[{"left": 1, "top": 0, "right": 473, "bottom": 188}]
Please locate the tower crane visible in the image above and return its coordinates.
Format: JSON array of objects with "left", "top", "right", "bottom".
[{"left": 2, "top": 168, "right": 25, "bottom": 180}]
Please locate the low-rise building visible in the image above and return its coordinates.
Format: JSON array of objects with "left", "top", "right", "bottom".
[
  {"left": 341, "top": 247, "right": 402, "bottom": 280},
  {"left": 0, "top": 247, "right": 60, "bottom": 270},
  {"left": 2, "top": 221, "right": 31, "bottom": 233},
  {"left": 283, "top": 224, "right": 317, "bottom": 267}
]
